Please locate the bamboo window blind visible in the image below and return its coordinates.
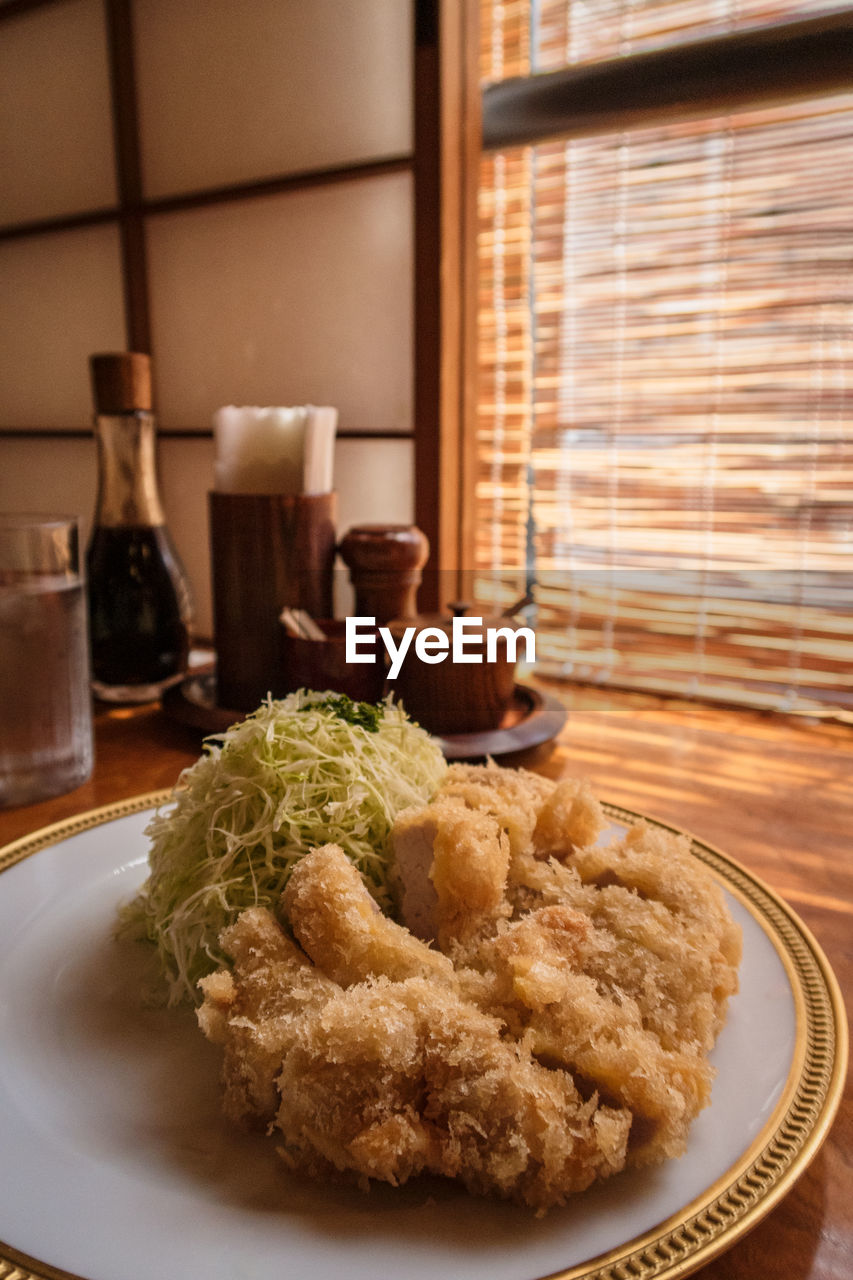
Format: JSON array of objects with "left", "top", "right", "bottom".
[{"left": 475, "top": 0, "right": 853, "bottom": 719}]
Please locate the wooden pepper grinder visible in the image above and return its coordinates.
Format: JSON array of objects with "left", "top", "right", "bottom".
[{"left": 338, "top": 524, "right": 429, "bottom": 625}]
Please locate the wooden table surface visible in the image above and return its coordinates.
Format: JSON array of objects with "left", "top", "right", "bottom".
[{"left": 1, "top": 683, "right": 850, "bottom": 1280}]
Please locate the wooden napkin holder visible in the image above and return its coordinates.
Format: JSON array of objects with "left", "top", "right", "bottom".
[{"left": 209, "top": 491, "right": 337, "bottom": 711}]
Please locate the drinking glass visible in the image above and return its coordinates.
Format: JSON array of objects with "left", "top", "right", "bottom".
[{"left": 0, "top": 514, "right": 94, "bottom": 807}]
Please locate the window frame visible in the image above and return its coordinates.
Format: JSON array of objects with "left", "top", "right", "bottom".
[
  {"left": 417, "top": 4, "right": 853, "bottom": 601},
  {"left": 464, "top": 2, "right": 853, "bottom": 715}
]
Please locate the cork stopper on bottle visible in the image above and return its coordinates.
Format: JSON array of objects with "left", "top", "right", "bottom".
[{"left": 89, "top": 352, "right": 152, "bottom": 415}]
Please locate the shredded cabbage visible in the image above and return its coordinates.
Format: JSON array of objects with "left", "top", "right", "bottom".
[{"left": 121, "top": 690, "right": 447, "bottom": 1004}]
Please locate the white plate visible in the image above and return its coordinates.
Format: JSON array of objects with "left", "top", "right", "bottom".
[{"left": 0, "top": 797, "right": 846, "bottom": 1280}]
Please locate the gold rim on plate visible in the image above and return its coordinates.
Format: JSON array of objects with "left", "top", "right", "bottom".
[{"left": 0, "top": 796, "right": 847, "bottom": 1280}]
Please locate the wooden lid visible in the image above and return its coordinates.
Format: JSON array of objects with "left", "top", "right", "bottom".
[
  {"left": 89, "top": 352, "right": 152, "bottom": 414},
  {"left": 338, "top": 524, "right": 429, "bottom": 573}
]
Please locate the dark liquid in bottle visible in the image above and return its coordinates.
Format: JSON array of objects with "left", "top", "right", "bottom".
[{"left": 87, "top": 525, "right": 191, "bottom": 691}]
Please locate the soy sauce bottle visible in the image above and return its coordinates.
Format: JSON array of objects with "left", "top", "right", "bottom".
[{"left": 87, "top": 352, "right": 193, "bottom": 702}]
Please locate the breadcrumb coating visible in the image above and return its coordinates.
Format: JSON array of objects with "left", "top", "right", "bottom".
[
  {"left": 283, "top": 842, "right": 454, "bottom": 988},
  {"left": 197, "top": 763, "right": 740, "bottom": 1211}
]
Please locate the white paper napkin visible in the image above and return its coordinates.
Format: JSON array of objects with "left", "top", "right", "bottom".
[{"left": 212, "top": 405, "right": 337, "bottom": 494}]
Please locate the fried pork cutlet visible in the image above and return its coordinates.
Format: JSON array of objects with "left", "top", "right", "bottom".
[
  {"left": 197, "top": 906, "right": 338, "bottom": 1128},
  {"left": 276, "top": 972, "right": 630, "bottom": 1208},
  {"left": 283, "top": 841, "right": 454, "bottom": 988},
  {"left": 463, "top": 906, "right": 716, "bottom": 1165},
  {"left": 392, "top": 764, "right": 740, "bottom": 1168},
  {"left": 393, "top": 799, "right": 511, "bottom": 951},
  {"left": 197, "top": 763, "right": 741, "bottom": 1212},
  {"left": 199, "top": 848, "right": 630, "bottom": 1211}
]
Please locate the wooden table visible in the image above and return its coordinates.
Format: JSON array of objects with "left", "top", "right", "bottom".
[{"left": 1, "top": 684, "right": 850, "bottom": 1280}]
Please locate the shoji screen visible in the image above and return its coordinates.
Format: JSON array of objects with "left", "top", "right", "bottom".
[{"left": 0, "top": 0, "right": 415, "bottom": 636}]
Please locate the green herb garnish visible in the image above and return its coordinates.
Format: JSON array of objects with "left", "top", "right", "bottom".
[{"left": 300, "top": 693, "right": 383, "bottom": 733}]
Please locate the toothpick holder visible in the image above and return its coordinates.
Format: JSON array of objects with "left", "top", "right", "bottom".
[{"left": 209, "top": 491, "right": 337, "bottom": 711}]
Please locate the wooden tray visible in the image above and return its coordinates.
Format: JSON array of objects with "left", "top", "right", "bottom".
[{"left": 161, "top": 667, "right": 567, "bottom": 761}]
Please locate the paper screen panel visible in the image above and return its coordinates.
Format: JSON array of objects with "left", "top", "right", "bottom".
[
  {"left": 334, "top": 437, "right": 415, "bottom": 528},
  {"left": 0, "top": 437, "right": 95, "bottom": 535},
  {"left": 133, "top": 0, "right": 413, "bottom": 200},
  {"left": 145, "top": 175, "right": 412, "bottom": 433},
  {"left": 0, "top": 225, "right": 126, "bottom": 429},
  {"left": 0, "top": 0, "right": 116, "bottom": 226}
]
